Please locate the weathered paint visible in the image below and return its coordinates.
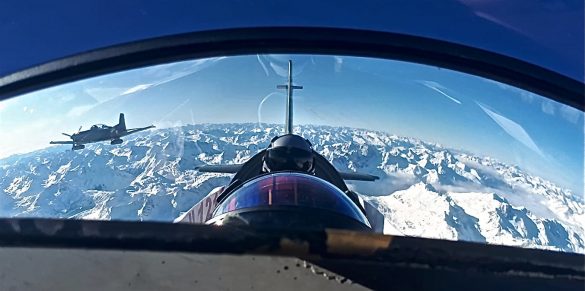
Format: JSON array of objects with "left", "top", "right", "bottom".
[
  {"left": 0, "top": 218, "right": 582, "bottom": 290},
  {"left": 174, "top": 186, "right": 223, "bottom": 224},
  {"left": 325, "top": 229, "right": 393, "bottom": 256}
]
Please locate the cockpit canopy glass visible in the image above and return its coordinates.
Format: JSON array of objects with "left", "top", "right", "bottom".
[
  {"left": 0, "top": 54, "right": 582, "bottom": 253},
  {"left": 91, "top": 124, "right": 110, "bottom": 129},
  {"left": 213, "top": 172, "right": 370, "bottom": 226}
]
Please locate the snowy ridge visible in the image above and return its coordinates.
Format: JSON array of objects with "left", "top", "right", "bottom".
[{"left": 0, "top": 123, "right": 582, "bottom": 253}]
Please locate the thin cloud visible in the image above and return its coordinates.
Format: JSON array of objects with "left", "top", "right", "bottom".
[
  {"left": 483, "top": 78, "right": 513, "bottom": 90},
  {"left": 85, "top": 87, "right": 128, "bottom": 103},
  {"left": 419, "top": 80, "right": 462, "bottom": 104},
  {"left": 334, "top": 56, "right": 344, "bottom": 72},
  {"left": 67, "top": 104, "right": 96, "bottom": 117},
  {"left": 478, "top": 103, "right": 544, "bottom": 157},
  {"left": 519, "top": 91, "right": 536, "bottom": 104},
  {"left": 269, "top": 61, "right": 288, "bottom": 77},
  {"left": 257, "top": 55, "right": 270, "bottom": 76},
  {"left": 483, "top": 79, "right": 581, "bottom": 123},
  {"left": 257, "top": 92, "right": 282, "bottom": 127},
  {"left": 105, "top": 57, "right": 227, "bottom": 97},
  {"left": 56, "top": 92, "right": 76, "bottom": 103},
  {"left": 541, "top": 99, "right": 556, "bottom": 115},
  {"left": 156, "top": 98, "right": 191, "bottom": 124},
  {"left": 257, "top": 55, "right": 311, "bottom": 77},
  {"left": 121, "top": 84, "right": 154, "bottom": 95},
  {"left": 559, "top": 105, "right": 581, "bottom": 124}
]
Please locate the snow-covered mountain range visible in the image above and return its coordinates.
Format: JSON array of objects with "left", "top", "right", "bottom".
[{"left": 0, "top": 124, "right": 582, "bottom": 253}]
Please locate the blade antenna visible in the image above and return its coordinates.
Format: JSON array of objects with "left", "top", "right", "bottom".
[{"left": 277, "top": 60, "right": 303, "bottom": 135}]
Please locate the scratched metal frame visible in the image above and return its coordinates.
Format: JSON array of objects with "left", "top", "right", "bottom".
[{"left": 0, "top": 218, "right": 582, "bottom": 290}]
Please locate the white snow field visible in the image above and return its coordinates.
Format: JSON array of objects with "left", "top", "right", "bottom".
[{"left": 1, "top": 124, "right": 582, "bottom": 253}]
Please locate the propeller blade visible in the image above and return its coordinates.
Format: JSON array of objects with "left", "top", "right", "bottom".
[
  {"left": 62, "top": 133, "right": 72, "bottom": 137},
  {"left": 77, "top": 126, "right": 82, "bottom": 133}
]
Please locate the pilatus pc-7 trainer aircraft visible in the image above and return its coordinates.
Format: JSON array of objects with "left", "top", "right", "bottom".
[{"left": 50, "top": 113, "right": 154, "bottom": 150}]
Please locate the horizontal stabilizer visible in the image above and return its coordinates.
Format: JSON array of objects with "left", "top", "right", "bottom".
[
  {"left": 197, "top": 163, "right": 379, "bottom": 181},
  {"left": 277, "top": 85, "right": 303, "bottom": 89},
  {"left": 50, "top": 141, "right": 75, "bottom": 144},
  {"left": 196, "top": 164, "right": 243, "bottom": 174},
  {"left": 339, "top": 171, "right": 379, "bottom": 181},
  {"left": 123, "top": 125, "right": 155, "bottom": 136}
]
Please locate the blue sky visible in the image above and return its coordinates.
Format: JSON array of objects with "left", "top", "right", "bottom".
[{"left": 0, "top": 54, "right": 583, "bottom": 195}]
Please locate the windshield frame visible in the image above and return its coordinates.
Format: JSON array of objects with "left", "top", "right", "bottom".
[{"left": 1, "top": 27, "right": 582, "bottom": 111}]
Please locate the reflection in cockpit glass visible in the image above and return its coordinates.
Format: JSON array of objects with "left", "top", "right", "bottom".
[{"left": 0, "top": 54, "right": 583, "bottom": 254}]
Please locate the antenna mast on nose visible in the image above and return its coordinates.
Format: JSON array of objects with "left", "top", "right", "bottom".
[{"left": 277, "top": 60, "right": 303, "bottom": 135}]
